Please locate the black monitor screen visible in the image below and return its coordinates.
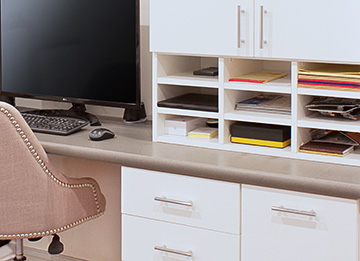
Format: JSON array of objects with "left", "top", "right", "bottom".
[{"left": 1, "top": 0, "right": 139, "bottom": 108}]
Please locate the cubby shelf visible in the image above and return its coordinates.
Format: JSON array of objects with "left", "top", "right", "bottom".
[
  {"left": 224, "top": 111, "right": 291, "bottom": 126},
  {"left": 158, "top": 71, "right": 219, "bottom": 88},
  {"left": 298, "top": 113, "right": 360, "bottom": 133},
  {"left": 153, "top": 54, "right": 360, "bottom": 166},
  {"left": 157, "top": 107, "right": 219, "bottom": 119},
  {"left": 297, "top": 88, "right": 360, "bottom": 99},
  {"left": 224, "top": 82, "right": 291, "bottom": 94}
]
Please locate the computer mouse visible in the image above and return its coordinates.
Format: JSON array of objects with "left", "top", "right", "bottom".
[{"left": 89, "top": 128, "right": 115, "bottom": 141}]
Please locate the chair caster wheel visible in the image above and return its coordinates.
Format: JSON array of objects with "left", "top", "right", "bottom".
[{"left": 48, "top": 234, "right": 64, "bottom": 255}]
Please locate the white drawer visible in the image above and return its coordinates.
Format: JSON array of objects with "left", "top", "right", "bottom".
[
  {"left": 121, "top": 167, "right": 240, "bottom": 234},
  {"left": 122, "top": 214, "right": 240, "bottom": 261},
  {"left": 241, "top": 185, "right": 358, "bottom": 261}
]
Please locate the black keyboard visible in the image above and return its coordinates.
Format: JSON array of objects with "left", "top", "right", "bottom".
[{"left": 21, "top": 113, "right": 89, "bottom": 135}]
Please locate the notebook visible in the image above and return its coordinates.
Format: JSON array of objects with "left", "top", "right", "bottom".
[{"left": 157, "top": 93, "right": 218, "bottom": 112}]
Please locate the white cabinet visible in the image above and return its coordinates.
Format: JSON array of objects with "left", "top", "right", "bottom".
[
  {"left": 149, "top": 0, "right": 253, "bottom": 56},
  {"left": 121, "top": 166, "right": 241, "bottom": 260},
  {"left": 241, "top": 185, "right": 358, "bottom": 261},
  {"left": 254, "top": 0, "right": 360, "bottom": 62},
  {"left": 151, "top": 0, "right": 360, "bottom": 62}
]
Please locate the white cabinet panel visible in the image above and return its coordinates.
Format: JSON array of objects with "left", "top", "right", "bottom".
[
  {"left": 241, "top": 185, "right": 358, "bottom": 261},
  {"left": 254, "top": 0, "right": 360, "bottom": 62},
  {"left": 121, "top": 166, "right": 240, "bottom": 234},
  {"left": 150, "top": 0, "right": 253, "bottom": 56},
  {"left": 122, "top": 214, "right": 240, "bottom": 261}
]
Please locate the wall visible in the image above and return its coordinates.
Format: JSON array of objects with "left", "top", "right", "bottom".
[
  {"left": 17, "top": 0, "right": 152, "bottom": 119},
  {"left": 24, "top": 155, "right": 122, "bottom": 261}
]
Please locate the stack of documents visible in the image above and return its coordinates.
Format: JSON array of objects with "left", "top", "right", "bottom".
[
  {"left": 229, "top": 71, "right": 288, "bottom": 84},
  {"left": 235, "top": 94, "right": 291, "bottom": 115},
  {"left": 298, "top": 65, "right": 360, "bottom": 91}
]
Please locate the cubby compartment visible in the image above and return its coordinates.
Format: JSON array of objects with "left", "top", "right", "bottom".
[
  {"left": 297, "top": 62, "right": 360, "bottom": 96},
  {"left": 297, "top": 127, "right": 360, "bottom": 161},
  {"left": 156, "top": 84, "right": 219, "bottom": 118},
  {"left": 223, "top": 59, "right": 291, "bottom": 93},
  {"left": 155, "top": 114, "right": 219, "bottom": 147},
  {"left": 297, "top": 94, "right": 360, "bottom": 133},
  {"left": 156, "top": 54, "right": 219, "bottom": 88},
  {"left": 222, "top": 120, "right": 292, "bottom": 155},
  {"left": 224, "top": 89, "right": 291, "bottom": 126}
]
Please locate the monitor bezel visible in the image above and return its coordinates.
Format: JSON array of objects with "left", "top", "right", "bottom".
[{"left": 0, "top": 0, "right": 141, "bottom": 109}]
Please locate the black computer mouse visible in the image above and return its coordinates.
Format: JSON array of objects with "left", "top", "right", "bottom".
[{"left": 89, "top": 128, "right": 115, "bottom": 141}]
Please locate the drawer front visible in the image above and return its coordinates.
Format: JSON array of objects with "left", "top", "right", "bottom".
[
  {"left": 241, "top": 185, "right": 358, "bottom": 261},
  {"left": 122, "top": 214, "right": 240, "bottom": 261},
  {"left": 121, "top": 167, "right": 240, "bottom": 234}
]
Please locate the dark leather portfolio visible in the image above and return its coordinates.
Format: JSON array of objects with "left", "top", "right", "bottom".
[{"left": 157, "top": 93, "right": 218, "bottom": 112}]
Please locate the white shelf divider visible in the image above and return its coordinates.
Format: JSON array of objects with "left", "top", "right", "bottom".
[
  {"left": 298, "top": 113, "right": 360, "bottom": 133},
  {"left": 157, "top": 107, "right": 219, "bottom": 119},
  {"left": 225, "top": 111, "right": 291, "bottom": 126},
  {"left": 298, "top": 88, "right": 360, "bottom": 99},
  {"left": 158, "top": 71, "right": 219, "bottom": 88}
]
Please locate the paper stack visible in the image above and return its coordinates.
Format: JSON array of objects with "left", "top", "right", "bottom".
[
  {"left": 229, "top": 71, "right": 288, "bottom": 84},
  {"left": 298, "top": 64, "right": 360, "bottom": 91},
  {"left": 235, "top": 94, "right": 291, "bottom": 115}
]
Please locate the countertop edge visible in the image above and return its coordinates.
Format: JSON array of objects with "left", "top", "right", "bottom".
[{"left": 42, "top": 141, "right": 360, "bottom": 200}]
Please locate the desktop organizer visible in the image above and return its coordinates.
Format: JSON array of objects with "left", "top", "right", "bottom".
[{"left": 152, "top": 54, "right": 360, "bottom": 166}]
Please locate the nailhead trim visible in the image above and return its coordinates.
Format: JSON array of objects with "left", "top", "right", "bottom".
[{"left": 0, "top": 107, "right": 104, "bottom": 239}]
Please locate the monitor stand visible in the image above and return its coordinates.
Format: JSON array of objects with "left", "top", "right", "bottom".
[
  {"left": 123, "top": 102, "right": 147, "bottom": 123},
  {"left": 0, "top": 95, "right": 15, "bottom": 106},
  {"left": 25, "top": 103, "right": 101, "bottom": 126}
]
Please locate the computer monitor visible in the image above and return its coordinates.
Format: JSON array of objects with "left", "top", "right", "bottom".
[{"left": 0, "top": 0, "right": 143, "bottom": 124}]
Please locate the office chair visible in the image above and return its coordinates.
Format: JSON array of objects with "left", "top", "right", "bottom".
[{"left": 0, "top": 101, "right": 106, "bottom": 260}]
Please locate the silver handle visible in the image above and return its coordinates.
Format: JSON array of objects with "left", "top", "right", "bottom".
[
  {"left": 154, "top": 245, "right": 193, "bottom": 257},
  {"left": 237, "top": 6, "right": 245, "bottom": 48},
  {"left": 154, "top": 196, "right": 193, "bottom": 207},
  {"left": 260, "top": 6, "right": 266, "bottom": 49},
  {"left": 271, "top": 205, "right": 317, "bottom": 217}
]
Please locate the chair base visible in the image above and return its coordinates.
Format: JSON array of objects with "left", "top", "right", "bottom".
[{"left": 14, "top": 239, "right": 26, "bottom": 261}]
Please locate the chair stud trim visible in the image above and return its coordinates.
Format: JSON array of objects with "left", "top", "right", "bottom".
[{"left": 0, "top": 106, "right": 104, "bottom": 240}]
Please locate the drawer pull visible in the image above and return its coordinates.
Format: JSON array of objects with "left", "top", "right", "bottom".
[
  {"left": 271, "top": 205, "right": 317, "bottom": 217},
  {"left": 154, "top": 196, "right": 193, "bottom": 207},
  {"left": 154, "top": 245, "right": 193, "bottom": 257}
]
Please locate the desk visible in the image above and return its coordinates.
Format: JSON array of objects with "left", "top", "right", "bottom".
[
  {"left": 37, "top": 116, "right": 360, "bottom": 199},
  {"left": 32, "top": 117, "right": 360, "bottom": 260}
]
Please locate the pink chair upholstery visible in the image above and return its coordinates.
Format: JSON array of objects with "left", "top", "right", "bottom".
[{"left": 0, "top": 101, "right": 106, "bottom": 259}]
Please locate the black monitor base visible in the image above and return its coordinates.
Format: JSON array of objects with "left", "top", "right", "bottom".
[
  {"left": 0, "top": 95, "right": 15, "bottom": 106},
  {"left": 25, "top": 103, "right": 101, "bottom": 126},
  {"left": 123, "top": 102, "right": 147, "bottom": 123}
]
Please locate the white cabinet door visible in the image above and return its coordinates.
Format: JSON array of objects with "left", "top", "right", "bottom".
[
  {"left": 150, "top": 0, "right": 253, "bottom": 56},
  {"left": 241, "top": 185, "right": 358, "bottom": 261},
  {"left": 254, "top": 0, "right": 360, "bottom": 62},
  {"left": 122, "top": 215, "right": 240, "bottom": 261}
]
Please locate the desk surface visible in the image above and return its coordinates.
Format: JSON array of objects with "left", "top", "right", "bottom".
[{"left": 36, "top": 117, "right": 360, "bottom": 199}]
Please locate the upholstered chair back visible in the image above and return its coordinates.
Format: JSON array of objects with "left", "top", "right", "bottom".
[{"left": 0, "top": 101, "right": 105, "bottom": 240}]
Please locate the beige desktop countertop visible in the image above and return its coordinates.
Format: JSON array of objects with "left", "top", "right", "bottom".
[{"left": 36, "top": 117, "right": 360, "bottom": 199}]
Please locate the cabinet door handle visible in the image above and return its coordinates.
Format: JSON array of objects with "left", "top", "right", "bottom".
[
  {"left": 154, "top": 196, "right": 193, "bottom": 207},
  {"left": 271, "top": 205, "right": 317, "bottom": 217},
  {"left": 260, "top": 5, "right": 267, "bottom": 49},
  {"left": 237, "top": 6, "right": 245, "bottom": 48},
  {"left": 154, "top": 245, "right": 193, "bottom": 257}
]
